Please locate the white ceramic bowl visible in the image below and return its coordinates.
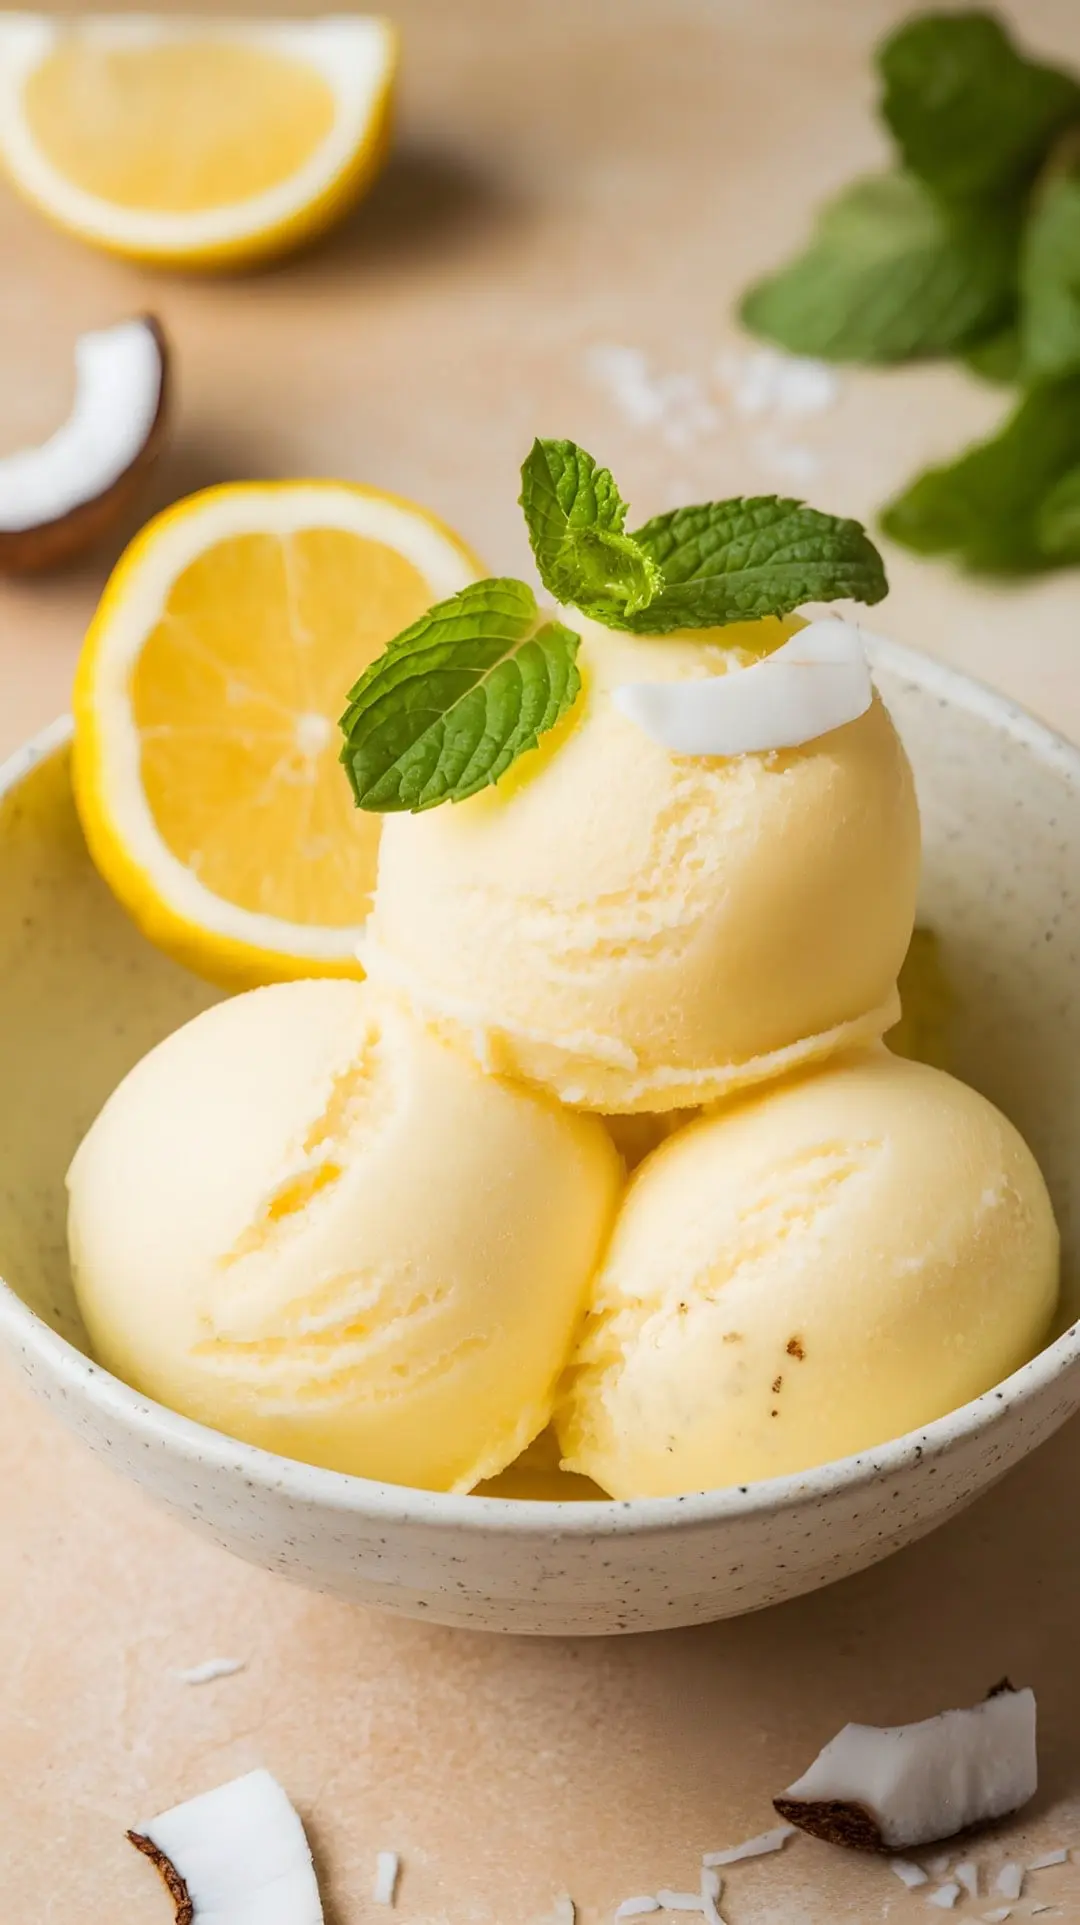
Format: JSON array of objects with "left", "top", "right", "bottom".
[{"left": 2, "top": 641, "right": 1079, "bottom": 1636}]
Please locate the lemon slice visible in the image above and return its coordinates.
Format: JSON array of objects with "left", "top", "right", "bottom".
[
  {"left": 73, "top": 482, "right": 481, "bottom": 988},
  {"left": 0, "top": 13, "right": 397, "bottom": 267}
]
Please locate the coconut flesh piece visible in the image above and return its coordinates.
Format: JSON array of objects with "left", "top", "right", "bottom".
[
  {"left": 612, "top": 617, "right": 874, "bottom": 757},
  {"left": 128, "top": 1767, "right": 323, "bottom": 1924},
  {"left": 774, "top": 1685, "right": 1037, "bottom": 1852},
  {"left": 0, "top": 314, "right": 167, "bottom": 573}
]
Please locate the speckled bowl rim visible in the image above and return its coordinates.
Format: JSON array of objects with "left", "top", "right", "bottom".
[{"left": 2, "top": 646, "right": 1079, "bottom": 1541}]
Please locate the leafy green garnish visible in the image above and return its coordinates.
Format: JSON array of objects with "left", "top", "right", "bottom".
[
  {"left": 739, "top": 173, "right": 1017, "bottom": 364},
  {"left": 337, "top": 441, "right": 891, "bottom": 810},
  {"left": 519, "top": 437, "right": 662, "bottom": 624},
  {"left": 339, "top": 578, "right": 581, "bottom": 812},
  {"left": 738, "top": 6, "right": 1080, "bottom": 580},
  {"left": 879, "top": 10, "right": 1080, "bottom": 204},
  {"left": 625, "top": 497, "right": 888, "bottom": 632},
  {"left": 880, "top": 377, "right": 1080, "bottom": 571},
  {"left": 1020, "top": 163, "right": 1080, "bottom": 381}
]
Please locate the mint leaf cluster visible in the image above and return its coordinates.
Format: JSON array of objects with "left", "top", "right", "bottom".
[
  {"left": 339, "top": 442, "right": 887, "bottom": 811},
  {"left": 520, "top": 438, "right": 885, "bottom": 633},
  {"left": 740, "top": 9, "right": 1080, "bottom": 576},
  {"left": 519, "top": 439, "right": 661, "bottom": 623}
]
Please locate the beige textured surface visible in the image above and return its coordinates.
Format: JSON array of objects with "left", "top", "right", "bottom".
[{"left": 4, "top": 0, "right": 1080, "bottom": 1918}]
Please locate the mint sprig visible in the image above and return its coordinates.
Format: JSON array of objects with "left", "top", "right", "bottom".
[
  {"left": 519, "top": 437, "right": 662, "bottom": 622},
  {"left": 339, "top": 578, "right": 581, "bottom": 812},
  {"left": 880, "top": 377, "right": 1080, "bottom": 572},
  {"left": 739, "top": 172, "right": 1016, "bottom": 365},
  {"left": 879, "top": 11, "right": 1079, "bottom": 205},
  {"left": 337, "top": 443, "right": 891, "bottom": 812},
  {"left": 737, "top": 8, "right": 1080, "bottom": 578},
  {"left": 626, "top": 497, "right": 887, "bottom": 631}
]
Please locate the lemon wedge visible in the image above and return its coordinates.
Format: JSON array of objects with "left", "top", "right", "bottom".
[
  {"left": 73, "top": 482, "right": 481, "bottom": 987},
  {"left": 0, "top": 13, "right": 397, "bottom": 267}
]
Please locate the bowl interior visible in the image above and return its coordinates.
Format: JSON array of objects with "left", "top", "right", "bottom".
[{"left": 1, "top": 656, "right": 1078, "bottom": 1411}]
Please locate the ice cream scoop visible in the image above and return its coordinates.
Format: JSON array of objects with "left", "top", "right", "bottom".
[
  {"left": 67, "top": 980, "right": 621, "bottom": 1491},
  {"left": 558, "top": 1049, "right": 1059, "bottom": 1497},
  {"left": 363, "top": 615, "right": 921, "bottom": 1112}
]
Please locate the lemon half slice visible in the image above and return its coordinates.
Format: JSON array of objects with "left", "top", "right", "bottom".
[
  {"left": 74, "top": 482, "right": 481, "bottom": 987},
  {"left": 0, "top": 13, "right": 397, "bottom": 267}
]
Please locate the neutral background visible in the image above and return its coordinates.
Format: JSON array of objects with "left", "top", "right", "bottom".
[{"left": 3, "top": 2, "right": 1080, "bottom": 1919}]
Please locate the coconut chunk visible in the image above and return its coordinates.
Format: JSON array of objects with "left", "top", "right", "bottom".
[
  {"left": 955, "top": 1861, "right": 980, "bottom": 1898},
  {"left": 702, "top": 1825, "right": 796, "bottom": 1867},
  {"left": 774, "top": 1685, "right": 1037, "bottom": 1851},
  {"left": 994, "top": 1864, "right": 1025, "bottom": 1900},
  {"left": 174, "top": 1658, "right": 246, "bottom": 1686},
  {"left": 892, "top": 1860, "right": 929, "bottom": 1888},
  {"left": 612, "top": 619, "right": 874, "bottom": 758},
  {"left": 0, "top": 316, "right": 168, "bottom": 573},
  {"left": 982, "top": 1910, "right": 1012, "bottom": 1922},
  {"left": 128, "top": 1768, "right": 322, "bottom": 1923},
  {"left": 373, "top": 1849, "right": 400, "bottom": 1906},
  {"left": 928, "top": 1884, "right": 961, "bottom": 1910}
]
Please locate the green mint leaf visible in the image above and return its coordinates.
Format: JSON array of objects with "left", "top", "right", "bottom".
[
  {"left": 624, "top": 496, "right": 887, "bottom": 632},
  {"left": 519, "top": 437, "right": 662, "bottom": 624},
  {"left": 339, "top": 577, "right": 581, "bottom": 812},
  {"left": 1020, "top": 163, "right": 1080, "bottom": 382},
  {"left": 740, "top": 173, "right": 1017, "bottom": 365},
  {"left": 880, "top": 377, "right": 1080, "bottom": 572},
  {"left": 961, "top": 319, "right": 1022, "bottom": 383},
  {"left": 1035, "top": 462, "right": 1080, "bottom": 558},
  {"left": 878, "top": 11, "right": 1080, "bottom": 205}
]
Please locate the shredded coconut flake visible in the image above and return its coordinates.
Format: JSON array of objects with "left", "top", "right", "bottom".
[
  {"left": 928, "top": 1883, "right": 961, "bottom": 1910},
  {"left": 892, "top": 1861, "right": 930, "bottom": 1889},
  {"left": 700, "top": 1868, "right": 724, "bottom": 1925},
  {"left": 715, "top": 348, "right": 841, "bottom": 419},
  {"left": 174, "top": 1657, "right": 246, "bottom": 1685},
  {"left": 995, "top": 1864, "right": 1024, "bottom": 1901},
  {"left": 1030, "top": 1908, "right": 1055, "bottom": 1916},
  {"left": 982, "top": 1911, "right": 1012, "bottom": 1923},
  {"left": 585, "top": 345, "right": 721, "bottom": 448},
  {"left": 751, "top": 434, "right": 822, "bottom": 484},
  {"left": 615, "top": 1901, "right": 660, "bottom": 1919},
  {"left": 927, "top": 1855, "right": 953, "bottom": 1877},
  {"left": 373, "top": 1851, "right": 400, "bottom": 1906},
  {"left": 546, "top": 1898, "right": 576, "bottom": 1925},
  {"left": 1028, "top": 1849, "right": 1069, "bottom": 1870},
  {"left": 702, "top": 1825, "right": 796, "bottom": 1867},
  {"left": 657, "top": 1892, "right": 704, "bottom": 1913},
  {"left": 955, "top": 1861, "right": 980, "bottom": 1899}
]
